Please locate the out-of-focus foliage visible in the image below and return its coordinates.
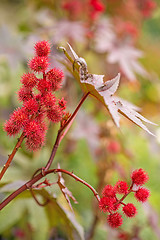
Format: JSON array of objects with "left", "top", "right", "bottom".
[{"left": 0, "top": 0, "right": 160, "bottom": 239}]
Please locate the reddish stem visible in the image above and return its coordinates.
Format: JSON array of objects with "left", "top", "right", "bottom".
[
  {"left": 116, "top": 183, "right": 134, "bottom": 205},
  {"left": 0, "top": 132, "right": 25, "bottom": 181},
  {"left": 51, "top": 169, "right": 100, "bottom": 201},
  {"left": 0, "top": 168, "right": 99, "bottom": 210},
  {"left": 0, "top": 171, "right": 43, "bottom": 210},
  {"left": 30, "top": 188, "right": 49, "bottom": 206},
  {"left": 0, "top": 92, "right": 90, "bottom": 210},
  {"left": 44, "top": 91, "right": 90, "bottom": 171}
]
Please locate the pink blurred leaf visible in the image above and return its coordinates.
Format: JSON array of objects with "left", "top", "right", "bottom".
[
  {"left": 53, "top": 20, "right": 87, "bottom": 44},
  {"left": 107, "top": 44, "right": 148, "bottom": 81},
  {"left": 70, "top": 110, "right": 100, "bottom": 156},
  {"left": 94, "top": 18, "right": 116, "bottom": 53},
  {"left": 0, "top": 25, "right": 26, "bottom": 70},
  {"left": 143, "top": 203, "right": 160, "bottom": 239}
]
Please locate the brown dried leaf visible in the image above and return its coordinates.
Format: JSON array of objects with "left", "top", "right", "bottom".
[
  {"left": 64, "top": 44, "right": 156, "bottom": 136},
  {"left": 57, "top": 164, "right": 78, "bottom": 211}
]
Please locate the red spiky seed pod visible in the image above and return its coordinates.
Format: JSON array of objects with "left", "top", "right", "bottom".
[
  {"left": 24, "top": 120, "right": 45, "bottom": 151},
  {"left": 37, "top": 78, "right": 52, "bottom": 94},
  {"left": 115, "top": 181, "right": 129, "bottom": 194},
  {"left": 20, "top": 73, "right": 37, "bottom": 89},
  {"left": 29, "top": 56, "right": 49, "bottom": 73},
  {"left": 47, "top": 105, "right": 64, "bottom": 123},
  {"left": 135, "top": 187, "right": 150, "bottom": 202},
  {"left": 46, "top": 68, "right": 64, "bottom": 91},
  {"left": 41, "top": 92, "right": 56, "bottom": 108},
  {"left": 99, "top": 197, "right": 112, "bottom": 212},
  {"left": 17, "top": 87, "right": 33, "bottom": 102},
  {"left": 25, "top": 132, "right": 45, "bottom": 151},
  {"left": 4, "top": 108, "right": 28, "bottom": 136},
  {"left": 102, "top": 185, "right": 116, "bottom": 198},
  {"left": 122, "top": 203, "right": 137, "bottom": 218},
  {"left": 107, "top": 212, "right": 123, "bottom": 228},
  {"left": 24, "top": 120, "right": 43, "bottom": 138},
  {"left": 131, "top": 168, "right": 149, "bottom": 186},
  {"left": 99, "top": 196, "right": 119, "bottom": 213},
  {"left": 23, "top": 99, "right": 39, "bottom": 116},
  {"left": 34, "top": 40, "right": 50, "bottom": 57}
]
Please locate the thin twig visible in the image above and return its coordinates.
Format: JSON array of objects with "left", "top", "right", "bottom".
[
  {"left": 44, "top": 92, "right": 90, "bottom": 171},
  {"left": 50, "top": 168, "right": 100, "bottom": 202},
  {"left": 0, "top": 132, "right": 25, "bottom": 181},
  {"left": 30, "top": 188, "right": 49, "bottom": 206}
]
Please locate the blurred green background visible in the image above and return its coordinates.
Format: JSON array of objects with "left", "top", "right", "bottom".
[{"left": 0, "top": 0, "right": 160, "bottom": 239}]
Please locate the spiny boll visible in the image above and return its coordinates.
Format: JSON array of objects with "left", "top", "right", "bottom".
[
  {"left": 29, "top": 56, "right": 49, "bottom": 73},
  {"left": 23, "top": 99, "right": 39, "bottom": 116},
  {"left": 115, "top": 181, "right": 129, "bottom": 194},
  {"left": 17, "top": 87, "right": 33, "bottom": 102},
  {"left": 135, "top": 187, "right": 150, "bottom": 202},
  {"left": 99, "top": 168, "right": 149, "bottom": 228},
  {"left": 20, "top": 73, "right": 37, "bottom": 89},
  {"left": 25, "top": 130, "right": 45, "bottom": 151},
  {"left": 131, "top": 168, "right": 149, "bottom": 186},
  {"left": 37, "top": 78, "right": 52, "bottom": 94},
  {"left": 99, "top": 196, "right": 118, "bottom": 213},
  {"left": 122, "top": 203, "right": 137, "bottom": 218},
  {"left": 34, "top": 40, "right": 50, "bottom": 57},
  {"left": 4, "top": 108, "right": 28, "bottom": 136},
  {"left": 102, "top": 184, "right": 116, "bottom": 198},
  {"left": 46, "top": 68, "right": 64, "bottom": 91},
  {"left": 47, "top": 105, "right": 64, "bottom": 123},
  {"left": 41, "top": 92, "right": 56, "bottom": 108},
  {"left": 4, "top": 41, "right": 66, "bottom": 151},
  {"left": 107, "top": 212, "right": 123, "bottom": 228}
]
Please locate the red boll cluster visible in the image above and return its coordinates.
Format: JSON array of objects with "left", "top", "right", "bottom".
[
  {"left": 89, "top": 0, "right": 105, "bottom": 20},
  {"left": 99, "top": 168, "right": 150, "bottom": 228},
  {"left": 135, "top": 0, "right": 156, "bottom": 18},
  {"left": 62, "top": 0, "right": 105, "bottom": 21},
  {"left": 4, "top": 40, "right": 66, "bottom": 151}
]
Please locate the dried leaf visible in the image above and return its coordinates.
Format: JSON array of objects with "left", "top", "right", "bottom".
[
  {"left": 64, "top": 44, "right": 156, "bottom": 136},
  {"left": 57, "top": 164, "right": 78, "bottom": 211}
]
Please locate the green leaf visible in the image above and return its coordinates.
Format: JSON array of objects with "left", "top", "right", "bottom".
[
  {"left": 0, "top": 198, "right": 26, "bottom": 233},
  {"left": 38, "top": 189, "right": 85, "bottom": 240},
  {"left": 26, "top": 199, "right": 50, "bottom": 240}
]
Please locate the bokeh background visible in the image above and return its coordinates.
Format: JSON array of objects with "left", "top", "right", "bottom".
[{"left": 0, "top": 0, "right": 160, "bottom": 239}]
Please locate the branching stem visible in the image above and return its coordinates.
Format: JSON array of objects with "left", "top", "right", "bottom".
[
  {"left": 0, "top": 92, "right": 92, "bottom": 210},
  {"left": 51, "top": 168, "right": 100, "bottom": 201},
  {"left": 0, "top": 168, "right": 99, "bottom": 210}
]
